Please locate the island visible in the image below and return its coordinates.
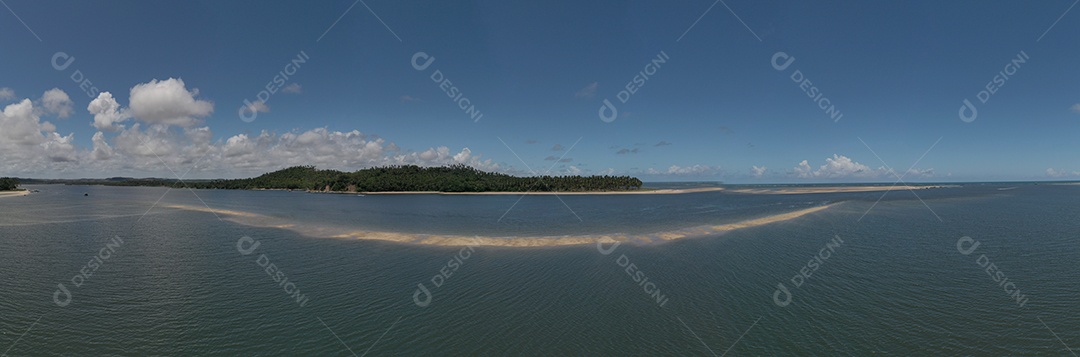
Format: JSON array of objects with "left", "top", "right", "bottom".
[
  {"left": 0, "top": 177, "right": 18, "bottom": 191},
  {"left": 0, "top": 177, "right": 27, "bottom": 198},
  {"left": 44, "top": 165, "right": 647, "bottom": 193}
]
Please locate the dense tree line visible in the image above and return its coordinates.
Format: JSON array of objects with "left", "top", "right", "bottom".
[
  {"left": 170, "top": 165, "right": 644, "bottom": 192},
  {"left": 0, "top": 177, "right": 18, "bottom": 191}
]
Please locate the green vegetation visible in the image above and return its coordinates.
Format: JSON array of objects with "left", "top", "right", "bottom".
[
  {"left": 184, "top": 165, "right": 643, "bottom": 192},
  {"left": 0, "top": 177, "right": 19, "bottom": 191}
]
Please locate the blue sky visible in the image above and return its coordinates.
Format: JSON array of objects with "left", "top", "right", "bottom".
[{"left": 1, "top": 0, "right": 1078, "bottom": 182}]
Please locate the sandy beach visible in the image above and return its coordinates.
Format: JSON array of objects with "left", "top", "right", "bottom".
[
  {"left": 0, "top": 191, "right": 29, "bottom": 199},
  {"left": 164, "top": 202, "right": 840, "bottom": 247}
]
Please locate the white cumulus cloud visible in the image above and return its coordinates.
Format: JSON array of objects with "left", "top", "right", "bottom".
[
  {"left": 88, "top": 92, "right": 131, "bottom": 131},
  {"left": 793, "top": 154, "right": 936, "bottom": 180},
  {"left": 795, "top": 155, "right": 881, "bottom": 179},
  {"left": 807, "top": 155, "right": 873, "bottom": 178},
  {"left": 751, "top": 165, "right": 767, "bottom": 178},
  {"left": 90, "top": 131, "right": 114, "bottom": 161},
  {"left": 647, "top": 164, "right": 717, "bottom": 176},
  {"left": 453, "top": 147, "right": 472, "bottom": 163},
  {"left": 282, "top": 83, "right": 302, "bottom": 94},
  {"left": 64, "top": 125, "right": 499, "bottom": 178},
  {"left": 0, "top": 80, "right": 507, "bottom": 178},
  {"left": 39, "top": 88, "right": 74, "bottom": 118},
  {"left": 0, "top": 99, "right": 82, "bottom": 173},
  {"left": 243, "top": 100, "right": 270, "bottom": 114},
  {"left": 128, "top": 78, "right": 213, "bottom": 127}
]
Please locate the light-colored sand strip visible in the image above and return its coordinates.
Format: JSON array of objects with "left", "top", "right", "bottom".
[
  {"left": 360, "top": 187, "right": 725, "bottom": 195},
  {"left": 649, "top": 204, "right": 835, "bottom": 241},
  {"left": 0, "top": 191, "right": 29, "bottom": 199},
  {"left": 162, "top": 204, "right": 262, "bottom": 218},
  {"left": 728, "top": 186, "right": 944, "bottom": 194},
  {"left": 163, "top": 202, "right": 840, "bottom": 247}
]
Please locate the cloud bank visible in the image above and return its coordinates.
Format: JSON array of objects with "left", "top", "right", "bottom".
[
  {"left": 792, "top": 154, "right": 934, "bottom": 180},
  {"left": 0, "top": 82, "right": 498, "bottom": 178}
]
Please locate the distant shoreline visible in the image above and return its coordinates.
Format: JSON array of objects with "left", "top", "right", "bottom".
[
  {"left": 7, "top": 184, "right": 950, "bottom": 196},
  {"left": 336, "top": 185, "right": 946, "bottom": 195},
  {"left": 356, "top": 187, "right": 726, "bottom": 195}
]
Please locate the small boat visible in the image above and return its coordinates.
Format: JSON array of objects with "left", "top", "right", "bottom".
[{"left": 84, "top": 193, "right": 89, "bottom": 196}]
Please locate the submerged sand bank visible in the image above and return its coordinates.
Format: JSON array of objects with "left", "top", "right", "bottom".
[
  {"left": 163, "top": 202, "right": 839, "bottom": 247},
  {"left": 728, "top": 185, "right": 944, "bottom": 194}
]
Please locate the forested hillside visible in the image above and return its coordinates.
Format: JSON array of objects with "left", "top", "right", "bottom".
[
  {"left": 0, "top": 177, "right": 18, "bottom": 191},
  {"left": 174, "top": 165, "right": 643, "bottom": 192}
]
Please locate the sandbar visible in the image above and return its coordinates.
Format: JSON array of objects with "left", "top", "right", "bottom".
[
  {"left": 727, "top": 185, "right": 944, "bottom": 194},
  {"left": 163, "top": 202, "right": 839, "bottom": 247}
]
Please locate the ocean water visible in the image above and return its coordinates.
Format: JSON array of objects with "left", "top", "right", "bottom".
[{"left": 0, "top": 184, "right": 1077, "bottom": 355}]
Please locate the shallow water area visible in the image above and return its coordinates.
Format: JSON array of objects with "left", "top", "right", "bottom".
[{"left": 1, "top": 183, "right": 1077, "bottom": 355}]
